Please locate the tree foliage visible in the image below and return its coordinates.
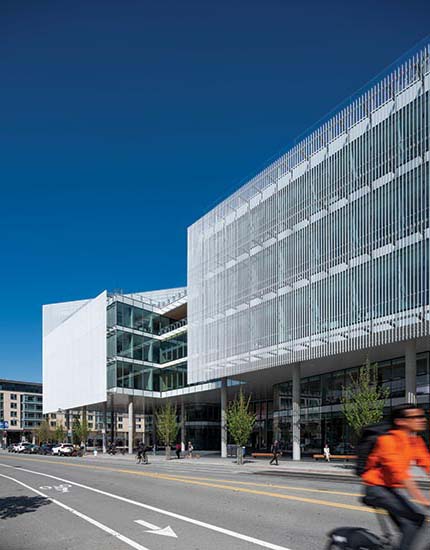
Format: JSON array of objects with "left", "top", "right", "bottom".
[
  {"left": 72, "top": 417, "right": 90, "bottom": 446},
  {"left": 227, "top": 391, "right": 256, "bottom": 464},
  {"left": 156, "top": 402, "right": 179, "bottom": 458},
  {"left": 37, "top": 420, "right": 53, "bottom": 444},
  {"left": 54, "top": 424, "right": 66, "bottom": 443},
  {"left": 341, "top": 359, "right": 389, "bottom": 438}
]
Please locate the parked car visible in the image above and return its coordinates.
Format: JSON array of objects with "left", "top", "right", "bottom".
[
  {"left": 16, "top": 442, "right": 32, "bottom": 453},
  {"left": 52, "top": 443, "right": 74, "bottom": 456},
  {"left": 22, "top": 444, "right": 40, "bottom": 454},
  {"left": 7, "top": 444, "right": 15, "bottom": 452},
  {"left": 39, "top": 444, "right": 54, "bottom": 455}
]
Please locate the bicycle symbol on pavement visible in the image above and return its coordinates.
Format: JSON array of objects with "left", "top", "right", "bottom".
[{"left": 39, "top": 484, "right": 72, "bottom": 493}]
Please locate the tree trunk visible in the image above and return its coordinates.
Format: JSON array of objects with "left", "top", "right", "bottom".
[
  {"left": 236, "top": 446, "right": 243, "bottom": 465},
  {"left": 165, "top": 445, "right": 171, "bottom": 460}
]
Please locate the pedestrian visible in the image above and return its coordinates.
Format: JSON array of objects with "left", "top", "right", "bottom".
[
  {"left": 270, "top": 439, "right": 280, "bottom": 465},
  {"left": 187, "top": 441, "right": 193, "bottom": 458},
  {"left": 175, "top": 442, "right": 181, "bottom": 459},
  {"left": 181, "top": 440, "right": 185, "bottom": 455},
  {"left": 323, "top": 443, "right": 331, "bottom": 462},
  {"left": 136, "top": 442, "right": 144, "bottom": 464}
]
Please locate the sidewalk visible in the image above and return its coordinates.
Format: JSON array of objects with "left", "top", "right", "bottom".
[{"left": 81, "top": 451, "right": 429, "bottom": 486}]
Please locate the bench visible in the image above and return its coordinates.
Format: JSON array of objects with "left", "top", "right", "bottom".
[
  {"left": 251, "top": 452, "right": 274, "bottom": 458},
  {"left": 313, "top": 454, "right": 357, "bottom": 461}
]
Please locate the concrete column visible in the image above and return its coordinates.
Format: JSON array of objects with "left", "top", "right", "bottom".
[
  {"left": 128, "top": 396, "right": 134, "bottom": 454},
  {"left": 102, "top": 402, "right": 107, "bottom": 453},
  {"left": 292, "top": 364, "right": 301, "bottom": 461},
  {"left": 405, "top": 340, "right": 417, "bottom": 404},
  {"left": 68, "top": 411, "right": 74, "bottom": 444},
  {"left": 221, "top": 380, "right": 227, "bottom": 458},
  {"left": 180, "top": 402, "right": 186, "bottom": 446},
  {"left": 272, "top": 385, "right": 280, "bottom": 441},
  {"left": 32, "top": 432, "right": 36, "bottom": 445},
  {"left": 141, "top": 397, "right": 145, "bottom": 446}
]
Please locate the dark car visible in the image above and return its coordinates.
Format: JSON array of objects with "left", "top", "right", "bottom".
[
  {"left": 39, "top": 444, "right": 54, "bottom": 455},
  {"left": 22, "top": 444, "right": 41, "bottom": 454}
]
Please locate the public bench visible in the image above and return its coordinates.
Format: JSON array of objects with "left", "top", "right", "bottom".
[
  {"left": 312, "top": 454, "right": 357, "bottom": 461},
  {"left": 251, "top": 452, "right": 274, "bottom": 458}
]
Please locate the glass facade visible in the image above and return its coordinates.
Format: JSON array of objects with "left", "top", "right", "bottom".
[
  {"left": 272, "top": 353, "right": 430, "bottom": 455},
  {"left": 188, "top": 45, "right": 430, "bottom": 384},
  {"left": 106, "top": 299, "right": 188, "bottom": 393}
]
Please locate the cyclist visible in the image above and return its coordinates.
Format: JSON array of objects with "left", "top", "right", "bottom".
[{"left": 362, "top": 404, "right": 430, "bottom": 550}]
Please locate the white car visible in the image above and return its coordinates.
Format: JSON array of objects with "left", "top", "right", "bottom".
[
  {"left": 52, "top": 443, "right": 74, "bottom": 456},
  {"left": 16, "top": 442, "right": 31, "bottom": 453}
]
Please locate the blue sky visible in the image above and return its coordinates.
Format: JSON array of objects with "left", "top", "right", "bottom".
[{"left": 1, "top": 0, "right": 430, "bottom": 382}]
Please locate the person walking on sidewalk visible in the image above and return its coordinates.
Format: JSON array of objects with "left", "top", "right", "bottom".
[
  {"left": 187, "top": 441, "right": 194, "bottom": 458},
  {"left": 270, "top": 439, "right": 280, "bottom": 465},
  {"left": 323, "top": 442, "right": 331, "bottom": 462},
  {"left": 175, "top": 442, "right": 181, "bottom": 459}
]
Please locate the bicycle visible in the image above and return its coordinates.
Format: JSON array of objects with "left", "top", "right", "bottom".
[
  {"left": 326, "top": 498, "right": 393, "bottom": 549},
  {"left": 325, "top": 495, "right": 429, "bottom": 549}
]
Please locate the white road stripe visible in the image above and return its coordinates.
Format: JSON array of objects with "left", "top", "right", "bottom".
[
  {"left": 0, "top": 462, "right": 293, "bottom": 550},
  {"left": 0, "top": 473, "right": 152, "bottom": 550}
]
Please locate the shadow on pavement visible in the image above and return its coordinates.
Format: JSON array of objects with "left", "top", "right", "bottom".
[{"left": 0, "top": 496, "right": 51, "bottom": 519}]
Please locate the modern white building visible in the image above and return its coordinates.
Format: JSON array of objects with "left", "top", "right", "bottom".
[
  {"left": 44, "top": 42, "right": 430, "bottom": 457},
  {"left": 187, "top": 44, "right": 430, "bottom": 455}
]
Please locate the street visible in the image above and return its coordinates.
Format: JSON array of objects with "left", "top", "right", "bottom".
[{"left": 0, "top": 451, "right": 401, "bottom": 550}]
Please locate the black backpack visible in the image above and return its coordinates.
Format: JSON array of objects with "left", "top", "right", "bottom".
[{"left": 355, "top": 422, "right": 391, "bottom": 477}]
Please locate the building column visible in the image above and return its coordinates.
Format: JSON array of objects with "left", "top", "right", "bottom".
[
  {"left": 180, "top": 401, "right": 186, "bottom": 446},
  {"left": 141, "top": 397, "right": 145, "bottom": 446},
  {"left": 128, "top": 396, "right": 134, "bottom": 454},
  {"left": 102, "top": 402, "right": 107, "bottom": 453},
  {"left": 292, "top": 364, "right": 301, "bottom": 461},
  {"left": 272, "top": 385, "right": 280, "bottom": 441},
  {"left": 405, "top": 340, "right": 417, "bottom": 405},
  {"left": 221, "top": 379, "right": 227, "bottom": 458},
  {"left": 68, "top": 411, "right": 74, "bottom": 444}
]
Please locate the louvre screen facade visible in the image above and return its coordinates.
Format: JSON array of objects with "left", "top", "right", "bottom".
[{"left": 188, "top": 45, "right": 430, "bottom": 384}]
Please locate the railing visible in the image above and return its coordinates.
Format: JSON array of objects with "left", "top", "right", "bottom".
[{"left": 158, "top": 318, "right": 187, "bottom": 336}]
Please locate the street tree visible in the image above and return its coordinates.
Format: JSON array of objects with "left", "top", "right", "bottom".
[
  {"left": 341, "top": 358, "right": 389, "bottom": 440},
  {"left": 37, "top": 420, "right": 52, "bottom": 444},
  {"left": 72, "top": 417, "right": 90, "bottom": 449},
  {"left": 156, "top": 402, "right": 179, "bottom": 459},
  {"left": 227, "top": 391, "right": 256, "bottom": 464},
  {"left": 55, "top": 424, "right": 66, "bottom": 443}
]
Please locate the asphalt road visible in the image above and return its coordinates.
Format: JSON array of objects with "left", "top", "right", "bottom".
[{"left": 0, "top": 452, "right": 428, "bottom": 550}]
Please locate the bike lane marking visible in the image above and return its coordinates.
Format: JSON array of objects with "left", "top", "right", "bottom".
[
  {"left": 0, "top": 462, "right": 294, "bottom": 550},
  {"left": 0, "top": 472, "right": 152, "bottom": 550}
]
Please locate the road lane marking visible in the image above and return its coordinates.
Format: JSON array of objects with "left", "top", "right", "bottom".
[
  {"left": 0, "top": 454, "right": 361, "bottom": 498},
  {"left": 0, "top": 473, "right": 152, "bottom": 550},
  {"left": 0, "top": 463, "right": 294, "bottom": 550},
  {"left": 135, "top": 519, "right": 177, "bottom": 538}
]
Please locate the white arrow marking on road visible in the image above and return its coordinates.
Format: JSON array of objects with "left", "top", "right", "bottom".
[
  {"left": 135, "top": 519, "right": 177, "bottom": 538},
  {"left": 1, "top": 463, "right": 293, "bottom": 550},
  {"left": 0, "top": 473, "right": 152, "bottom": 550}
]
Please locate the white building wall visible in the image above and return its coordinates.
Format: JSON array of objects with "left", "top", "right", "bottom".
[
  {"left": 188, "top": 45, "right": 430, "bottom": 384},
  {"left": 43, "top": 291, "right": 107, "bottom": 413}
]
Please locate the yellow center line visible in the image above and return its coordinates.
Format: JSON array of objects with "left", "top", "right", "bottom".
[{"left": 0, "top": 455, "right": 377, "bottom": 514}]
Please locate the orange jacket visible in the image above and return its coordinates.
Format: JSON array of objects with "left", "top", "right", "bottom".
[{"left": 362, "top": 429, "right": 430, "bottom": 487}]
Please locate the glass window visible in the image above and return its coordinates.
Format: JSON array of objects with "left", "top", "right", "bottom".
[
  {"left": 391, "top": 359, "right": 405, "bottom": 398},
  {"left": 133, "top": 307, "right": 144, "bottom": 331},
  {"left": 417, "top": 354, "right": 429, "bottom": 396},
  {"left": 11, "top": 402, "right": 17, "bottom": 409},
  {"left": 10, "top": 394, "right": 17, "bottom": 400}
]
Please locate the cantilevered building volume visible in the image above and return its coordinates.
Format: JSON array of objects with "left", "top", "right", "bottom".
[
  {"left": 44, "top": 42, "right": 430, "bottom": 455},
  {"left": 188, "top": 45, "right": 430, "bottom": 386}
]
